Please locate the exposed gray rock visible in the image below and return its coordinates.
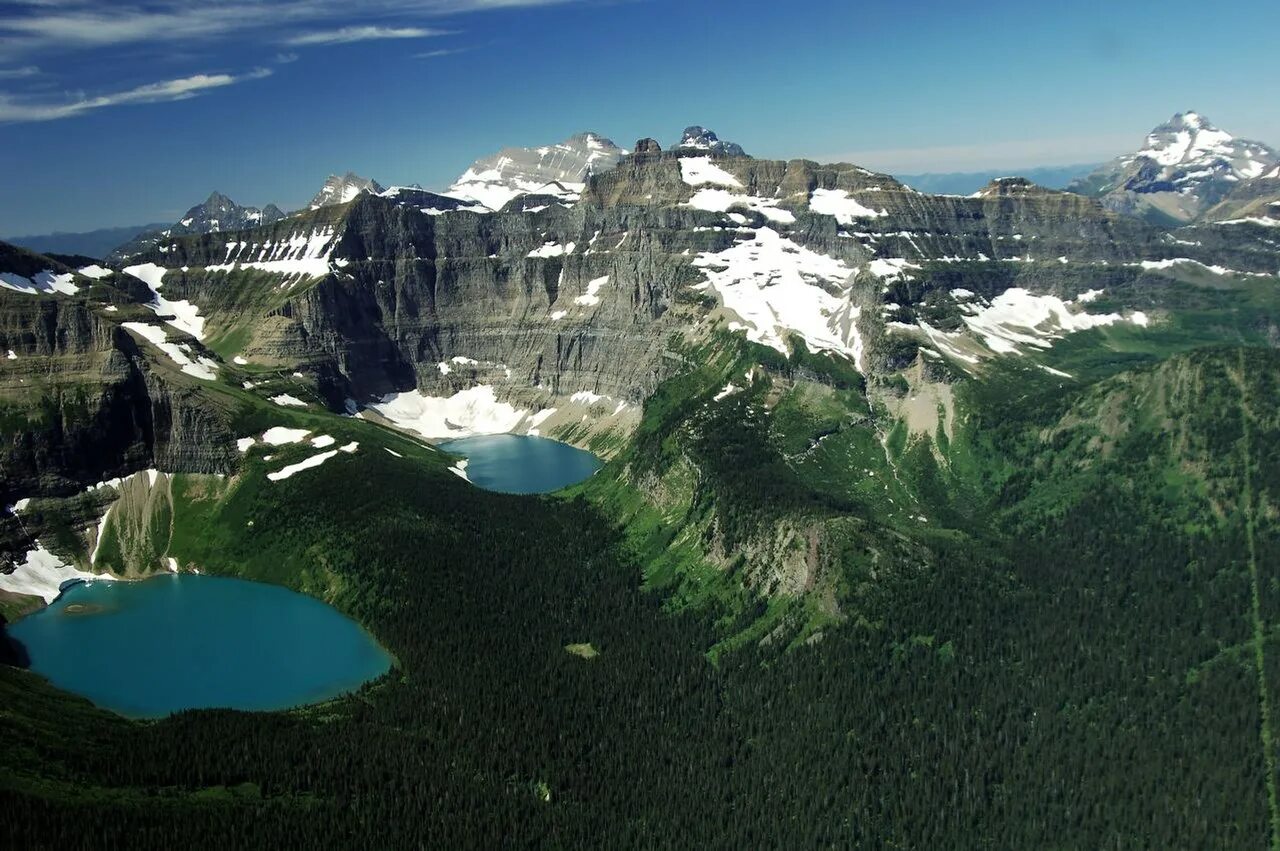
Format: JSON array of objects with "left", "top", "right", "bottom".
[
  {"left": 309, "top": 173, "right": 385, "bottom": 210},
  {"left": 676, "top": 126, "right": 747, "bottom": 157},
  {"left": 448, "top": 132, "right": 625, "bottom": 211}
]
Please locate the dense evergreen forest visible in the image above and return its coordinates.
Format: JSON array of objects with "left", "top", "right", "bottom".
[{"left": 4, "top": 345, "right": 1280, "bottom": 849}]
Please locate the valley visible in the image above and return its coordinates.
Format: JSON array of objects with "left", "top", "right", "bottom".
[{"left": 2, "top": 111, "right": 1280, "bottom": 848}]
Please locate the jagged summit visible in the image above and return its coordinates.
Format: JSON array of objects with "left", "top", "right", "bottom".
[
  {"left": 1069, "top": 111, "right": 1278, "bottom": 224},
  {"left": 447, "top": 131, "right": 626, "bottom": 211},
  {"left": 108, "top": 191, "right": 285, "bottom": 263},
  {"left": 675, "top": 126, "right": 747, "bottom": 157},
  {"left": 309, "top": 172, "right": 385, "bottom": 210}
]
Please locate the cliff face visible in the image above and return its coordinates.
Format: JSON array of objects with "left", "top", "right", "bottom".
[
  {"left": 120, "top": 151, "right": 1280, "bottom": 416},
  {"left": 0, "top": 289, "right": 237, "bottom": 510}
]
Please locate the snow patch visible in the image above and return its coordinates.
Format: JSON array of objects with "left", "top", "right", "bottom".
[
  {"left": 122, "top": 263, "right": 206, "bottom": 340},
  {"left": 270, "top": 394, "right": 307, "bottom": 407},
  {"left": 261, "top": 426, "right": 310, "bottom": 445},
  {"left": 692, "top": 227, "right": 865, "bottom": 370},
  {"left": 574, "top": 275, "right": 609, "bottom": 306},
  {"left": 0, "top": 544, "right": 116, "bottom": 604},
  {"left": 0, "top": 270, "right": 79, "bottom": 296},
  {"left": 960, "top": 288, "right": 1140, "bottom": 355},
  {"left": 365, "top": 386, "right": 548, "bottom": 439},
  {"left": 122, "top": 322, "right": 218, "bottom": 380},
  {"left": 268, "top": 450, "right": 340, "bottom": 482},
  {"left": 809, "top": 188, "right": 887, "bottom": 223},
  {"left": 679, "top": 156, "right": 742, "bottom": 188}
]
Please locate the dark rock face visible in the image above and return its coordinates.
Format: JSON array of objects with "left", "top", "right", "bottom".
[
  {"left": 0, "top": 274, "right": 238, "bottom": 510},
  {"left": 633, "top": 138, "right": 662, "bottom": 155},
  {"left": 109, "top": 192, "right": 286, "bottom": 263},
  {"left": 676, "top": 126, "right": 747, "bottom": 157}
]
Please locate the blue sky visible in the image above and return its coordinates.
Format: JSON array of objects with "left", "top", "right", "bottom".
[{"left": 2, "top": 0, "right": 1278, "bottom": 235}]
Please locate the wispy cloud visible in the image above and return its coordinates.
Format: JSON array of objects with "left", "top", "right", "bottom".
[
  {"left": 0, "top": 1, "right": 581, "bottom": 53},
  {"left": 0, "top": 68, "right": 272, "bottom": 124},
  {"left": 0, "top": 65, "right": 41, "bottom": 80},
  {"left": 286, "top": 25, "right": 449, "bottom": 46},
  {"left": 413, "top": 47, "right": 471, "bottom": 59}
]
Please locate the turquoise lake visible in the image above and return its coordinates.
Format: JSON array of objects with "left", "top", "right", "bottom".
[
  {"left": 439, "top": 434, "right": 603, "bottom": 494},
  {"left": 9, "top": 575, "right": 391, "bottom": 718}
]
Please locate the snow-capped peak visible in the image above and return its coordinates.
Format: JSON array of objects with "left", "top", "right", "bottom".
[
  {"left": 1125, "top": 111, "right": 1274, "bottom": 177},
  {"left": 309, "top": 172, "right": 385, "bottom": 210},
  {"left": 1070, "top": 111, "right": 1279, "bottom": 224},
  {"left": 447, "top": 132, "right": 626, "bottom": 211}
]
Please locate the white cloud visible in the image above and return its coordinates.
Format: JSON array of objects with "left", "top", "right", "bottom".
[
  {"left": 0, "top": 1, "right": 579, "bottom": 53},
  {"left": 0, "top": 65, "right": 40, "bottom": 79},
  {"left": 0, "top": 68, "right": 272, "bottom": 123},
  {"left": 413, "top": 47, "right": 471, "bottom": 58},
  {"left": 286, "top": 25, "right": 448, "bottom": 46}
]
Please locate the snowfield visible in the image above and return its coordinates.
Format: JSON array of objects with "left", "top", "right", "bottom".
[
  {"left": 365, "top": 386, "right": 555, "bottom": 439},
  {"left": 0, "top": 269, "right": 79, "bottom": 297},
  {"left": 0, "top": 544, "right": 116, "bottom": 604},
  {"left": 679, "top": 156, "right": 742, "bottom": 188},
  {"left": 808, "top": 188, "right": 887, "bottom": 223},
  {"left": 692, "top": 227, "right": 865, "bottom": 370},
  {"left": 958, "top": 288, "right": 1143, "bottom": 355}
]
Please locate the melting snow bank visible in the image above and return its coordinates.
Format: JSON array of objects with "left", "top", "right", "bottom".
[
  {"left": 363, "top": 386, "right": 554, "bottom": 440},
  {"left": 122, "top": 323, "right": 218, "bottom": 380},
  {"left": 449, "top": 459, "right": 470, "bottom": 481},
  {"left": 122, "top": 263, "right": 207, "bottom": 340},
  {"left": 692, "top": 227, "right": 865, "bottom": 369},
  {"left": 958, "top": 288, "right": 1147, "bottom": 355},
  {"left": 0, "top": 544, "right": 116, "bottom": 604},
  {"left": 0, "top": 269, "right": 79, "bottom": 297},
  {"left": 266, "top": 441, "right": 358, "bottom": 482}
]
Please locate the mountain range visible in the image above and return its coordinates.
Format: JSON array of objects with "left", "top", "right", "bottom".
[{"left": 4, "top": 111, "right": 1280, "bottom": 848}]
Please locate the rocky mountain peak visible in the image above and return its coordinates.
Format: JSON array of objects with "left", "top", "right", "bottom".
[
  {"left": 1068, "top": 111, "right": 1278, "bottom": 224},
  {"left": 107, "top": 191, "right": 285, "bottom": 263},
  {"left": 675, "top": 126, "right": 747, "bottom": 157},
  {"left": 633, "top": 138, "right": 662, "bottom": 155},
  {"left": 447, "top": 131, "right": 626, "bottom": 211},
  {"left": 309, "top": 172, "right": 385, "bottom": 210}
]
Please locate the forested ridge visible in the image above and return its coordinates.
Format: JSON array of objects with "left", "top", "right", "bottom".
[{"left": 4, "top": 345, "right": 1280, "bottom": 848}]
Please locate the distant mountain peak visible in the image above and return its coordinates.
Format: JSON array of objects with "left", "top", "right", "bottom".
[
  {"left": 309, "top": 173, "right": 385, "bottom": 210},
  {"left": 447, "top": 132, "right": 626, "bottom": 211},
  {"left": 108, "top": 191, "right": 285, "bottom": 263},
  {"left": 1068, "top": 112, "right": 1278, "bottom": 224},
  {"left": 675, "top": 126, "right": 747, "bottom": 157}
]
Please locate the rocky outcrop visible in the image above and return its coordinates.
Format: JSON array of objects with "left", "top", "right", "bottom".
[
  {"left": 675, "top": 126, "right": 747, "bottom": 157},
  {"left": 0, "top": 271, "right": 238, "bottom": 513},
  {"left": 447, "top": 132, "right": 626, "bottom": 211},
  {"left": 309, "top": 173, "right": 385, "bottom": 210}
]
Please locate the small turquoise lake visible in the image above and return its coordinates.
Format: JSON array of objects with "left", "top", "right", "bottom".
[
  {"left": 440, "top": 434, "right": 602, "bottom": 494},
  {"left": 9, "top": 575, "right": 391, "bottom": 718}
]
